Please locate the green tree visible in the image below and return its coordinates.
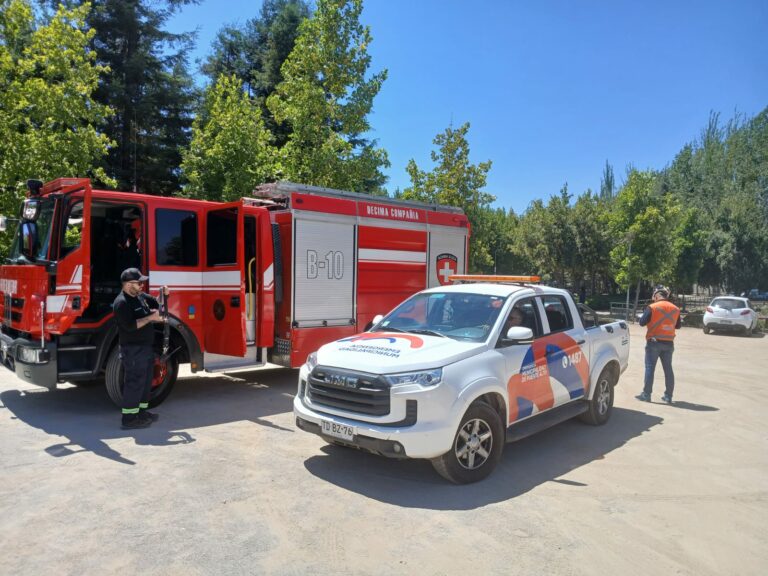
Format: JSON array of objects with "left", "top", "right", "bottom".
[
  {"left": 669, "top": 208, "right": 706, "bottom": 293},
  {"left": 515, "top": 199, "right": 553, "bottom": 281},
  {"left": 599, "top": 160, "right": 615, "bottom": 200},
  {"left": 202, "top": 0, "right": 309, "bottom": 147},
  {"left": 609, "top": 170, "right": 680, "bottom": 308},
  {"left": 402, "top": 122, "right": 494, "bottom": 271},
  {"left": 85, "top": 0, "right": 198, "bottom": 194},
  {"left": 181, "top": 75, "right": 277, "bottom": 202},
  {"left": 0, "top": 0, "right": 113, "bottom": 253},
  {"left": 572, "top": 191, "right": 613, "bottom": 293},
  {"left": 266, "top": 0, "right": 389, "bottom": 192}
]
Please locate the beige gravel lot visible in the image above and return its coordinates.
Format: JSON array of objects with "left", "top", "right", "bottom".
[{"left": 1, "top": 323, "right": 767, "bottom": 576}]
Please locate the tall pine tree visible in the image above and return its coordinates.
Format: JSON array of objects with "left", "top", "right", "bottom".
[{"left": 202, "top": 0, "right": 309, "bottom": 146}]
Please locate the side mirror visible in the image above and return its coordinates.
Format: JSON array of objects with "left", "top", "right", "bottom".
[
  {"left": 20, "top": 221, "right": 38, "bottom": 259},
  {"left": 504, "top": 326, "right": 534, "bottom": 342},
  {"left": 372, "top": 314, "right": 384, "bottom": 326}
]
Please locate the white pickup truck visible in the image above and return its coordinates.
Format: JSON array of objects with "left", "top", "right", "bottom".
[{"left": 294, "top": 277, "right": 630, "bottom": 483}]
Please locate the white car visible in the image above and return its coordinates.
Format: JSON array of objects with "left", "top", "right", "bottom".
[
  {"left": 703, "top": 297, "right": 758, "bottom": 336},
  {"left": 294, "top": 278, "right": 631, "bottom": 483}
]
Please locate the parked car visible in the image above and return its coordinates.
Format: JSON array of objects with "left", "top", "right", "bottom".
[
  {"left": 294, "top": 278, "right": 630, "bottom": 484},
  {"left": 747, "top": 289, "right": 768, "bottom": 301},
  {"left": 703, "top": 297, "right": 758, "bottom": 336}
]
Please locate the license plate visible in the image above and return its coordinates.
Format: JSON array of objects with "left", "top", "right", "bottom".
[
  {"left": 320, "top": 419, "right": 355, "bottom": 442},
  {"left": 721, "top": 319, "right": 732, "bottom": 324}
]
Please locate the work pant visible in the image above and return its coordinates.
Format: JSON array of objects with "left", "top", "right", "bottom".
[
  {"left": 120, "top": 344, "right": 154, "bottom": 416},
  {"left": 643, "top": 339, "right": 675, "bottom": 398}
]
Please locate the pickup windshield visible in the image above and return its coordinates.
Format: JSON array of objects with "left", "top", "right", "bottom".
[
  {"left": 373, "top": 291, "right": 506, "bottom": 342},
  {"left": 7, "top": 198, "right": 56, "bottom": 264}
]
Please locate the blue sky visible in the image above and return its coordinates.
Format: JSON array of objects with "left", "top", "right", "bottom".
[{"left": 168, "top": 0, "right": 767, "bottom": 213}]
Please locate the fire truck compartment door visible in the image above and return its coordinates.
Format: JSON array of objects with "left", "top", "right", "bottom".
[
  {"left": 429, "top": 229, "right": 467, "bottom": 287},
  {"left": 202, "top": 203, "right": 246, "bottom": 357},
  {"left": 45, "top": 181, "right": 92, "bottom": 334},
  {"left": 293, "top": 217, "right": 355, "bottom": 327}
]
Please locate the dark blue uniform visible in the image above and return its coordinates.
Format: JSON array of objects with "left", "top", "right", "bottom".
[{"left": 113, "top": 291, "right": 159, "bottom": 422}]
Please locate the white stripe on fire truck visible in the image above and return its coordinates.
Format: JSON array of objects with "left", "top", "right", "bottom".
[
  {"left": 56, "top": 285, "right": 80, "bottom": 291},
  {"left": 148, "top": 270, "right": 241, "bottom": 289},
  {"left": 46, "top": 295, "right": 68, "bottom": 312},
  {"left": 69, "top": 264, "right": 82, "bottom": 284},
  {"left": 358, "top": 248, "right": 426, "bottom": 263},
  {"left": 263, "top": 263, "right": 274, "bottom": 290}
]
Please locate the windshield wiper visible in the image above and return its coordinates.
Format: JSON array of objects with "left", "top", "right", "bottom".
[{"left": 409, "top": 329, "right": 448, "bottom": 338}]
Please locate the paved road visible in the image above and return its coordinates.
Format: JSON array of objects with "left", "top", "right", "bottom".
[{"left": 1, "top": 325, "right": 766, "bottom": 576}]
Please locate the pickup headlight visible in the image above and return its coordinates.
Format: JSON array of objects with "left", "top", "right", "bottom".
[
  {"left": 305, "top": 351, "right": 318, "bottom": 372},
  {"left": 383, "top": 368, "right": 442, "bottom": 387}
]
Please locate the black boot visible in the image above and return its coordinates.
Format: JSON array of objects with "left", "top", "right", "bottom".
[{"left": 138, "top": 410, "right": 159, "bottom": 423}]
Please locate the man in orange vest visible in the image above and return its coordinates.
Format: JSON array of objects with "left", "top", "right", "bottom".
[{"left": 636, "top": 286, "right": 681, "bottom": 404}]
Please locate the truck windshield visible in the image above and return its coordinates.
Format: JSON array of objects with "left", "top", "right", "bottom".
[
  {"left": 7, "top": 198, "right": 56, "bottom": 264},
  {"left": 374, "top": 291, "right": 506, "bottom": 342}
]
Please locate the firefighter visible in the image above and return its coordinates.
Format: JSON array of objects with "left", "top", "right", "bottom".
[
  {"left": 113, "top": 268, "right": 169, "bottom": 429},
  {"left": 636, "top": 286, "right": 681, "bottom": 404}
]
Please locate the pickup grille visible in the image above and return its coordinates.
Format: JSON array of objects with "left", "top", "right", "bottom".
[{"left": 307, "top": 367, "right": 390, "bottom": 416}]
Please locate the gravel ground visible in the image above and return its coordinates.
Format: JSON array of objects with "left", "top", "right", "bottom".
[{"left": 1, "top": 324, "right": 766, "bottom": 576}]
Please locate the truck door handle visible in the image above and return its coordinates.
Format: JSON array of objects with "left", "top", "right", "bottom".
[{"left": 230, "top": 296, "right": 240, "bottom": 307}]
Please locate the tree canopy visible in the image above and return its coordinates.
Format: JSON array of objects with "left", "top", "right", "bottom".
[
  {"left": 0, "top": 0, "right": 112, "bottom": 255},
  {"left": 266, "top": 0, "right": 389, "bottom": 192}
]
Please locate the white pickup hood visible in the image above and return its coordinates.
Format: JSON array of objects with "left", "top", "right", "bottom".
[{"left": 315, "top": 331, "right": 486, "bottom": 374}]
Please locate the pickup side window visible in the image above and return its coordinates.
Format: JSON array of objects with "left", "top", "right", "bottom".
[
  {"left": 498, "top": 296, "right": 542, "bottom": 346},
  {"left": 578, "top": 303, "right": 599, "bottom": 329},
  {"left": 541, "top": 295, "right": 573, "bottom": 333}
]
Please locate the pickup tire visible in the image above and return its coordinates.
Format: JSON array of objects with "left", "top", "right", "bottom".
[
  {"left": 580, "top": 367, "right": 615, "bottom": 426},
  {"left": 105, "top": 347, "right": 178, "bottom": 408},
  {"left": 431, "top": 401, "right": 504, "bottom": 484},
  {"left": 703, "top": 326, "right": 711, "bottom": 334}
]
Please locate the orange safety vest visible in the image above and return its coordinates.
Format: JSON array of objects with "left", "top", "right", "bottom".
[{"left": 646, "top": 300, "right": 680, "bottom": 341}]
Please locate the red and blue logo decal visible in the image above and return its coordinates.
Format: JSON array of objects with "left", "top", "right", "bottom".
[
  {"left": 338, "top": 333, "right": 424, "bottom": 348},
  {"left": 507, "top": 332, "right": 590, "bottom": 423}
]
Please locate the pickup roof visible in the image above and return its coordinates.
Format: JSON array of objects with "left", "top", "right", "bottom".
[{"left": 294, "top": 280, "right": 630, "bottom": 483}]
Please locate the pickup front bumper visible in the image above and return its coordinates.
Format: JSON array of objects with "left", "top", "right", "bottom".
[
  {"left": 293, "top": 364, "right": 461, "bottom": 460},
  {"left": 0, "top": 331, "right": 57, "bottom": 388}
]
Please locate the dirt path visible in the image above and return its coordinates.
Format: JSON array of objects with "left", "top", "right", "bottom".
[{"left": 1, "top": 324, "right": 766, "bottom": 575}]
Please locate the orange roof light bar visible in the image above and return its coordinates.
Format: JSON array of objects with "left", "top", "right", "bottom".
[{"left": 449, "top": 274, "right": 541, "bottom": 284}]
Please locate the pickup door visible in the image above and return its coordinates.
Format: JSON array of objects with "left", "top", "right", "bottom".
[{"left": 501, "top": 293, "right": 592, "bottom": 424}]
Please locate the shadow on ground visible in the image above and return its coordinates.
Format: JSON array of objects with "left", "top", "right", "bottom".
[
  {"left": 303, "top": 407, "right": 662, "bottom": 510},
  {"left": 0, "top": 367, "right": 298, "bottom": 465}
]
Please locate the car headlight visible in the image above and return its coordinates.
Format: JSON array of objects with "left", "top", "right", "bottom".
[
  {"left": 305, "top": 351, "right": 318, "bottom": 372},
  {"left": 383, "top": 368, "right": 442, "bottom": 387}
]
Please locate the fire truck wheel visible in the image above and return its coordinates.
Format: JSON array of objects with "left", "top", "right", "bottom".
[
  {"left": 431, "top": 400, "right": 504, "bottom": 484},
  {"left": 104, "top": 347, "right": 178, "bottom": 408},
  {"left": 579, "top": 367, "right": 615, "bottom": 426}
]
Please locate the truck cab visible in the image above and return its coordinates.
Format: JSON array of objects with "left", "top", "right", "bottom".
[{"left": 294, "top": 276, "right": 630, "bottom": 483}]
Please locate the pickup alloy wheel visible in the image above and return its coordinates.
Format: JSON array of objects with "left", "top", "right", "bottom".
[
  {"left": 431, "top": 401, "right": 504, "bottom": 484},
  {"left": 580, "top": 367, "right": 615, "bottom": 426}
]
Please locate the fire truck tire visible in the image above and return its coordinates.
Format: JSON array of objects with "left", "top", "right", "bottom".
[
  {"left": 431, "top": 400, "right": 504, "bottom": 484},
  {"left": 104, "top": 347, "right": 178, "bottom": 408}
]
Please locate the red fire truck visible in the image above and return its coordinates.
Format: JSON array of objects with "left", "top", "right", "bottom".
[{"left": 0, "top": 178, "right": 469, "bottom": 406}]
